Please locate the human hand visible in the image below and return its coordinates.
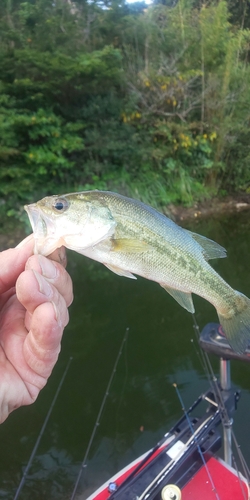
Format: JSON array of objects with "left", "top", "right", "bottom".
[{"left": 0, "top": 235, "right": 73, "bottom": 423}]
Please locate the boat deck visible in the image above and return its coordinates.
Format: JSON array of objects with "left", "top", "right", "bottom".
[{"left": 182, "top": 456, "right": 249, "bottom": 499}]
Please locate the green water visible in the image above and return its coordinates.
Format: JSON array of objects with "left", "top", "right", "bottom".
[{"left": 1, "top": 210, "right": 250, "bottom": 499}]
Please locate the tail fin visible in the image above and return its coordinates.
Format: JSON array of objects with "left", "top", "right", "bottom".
[{"left": 218, "top": 293, "right": 250, "bottom": 354}]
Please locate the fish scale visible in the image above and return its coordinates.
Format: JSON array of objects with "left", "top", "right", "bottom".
[{"left": 25, "top": 190, "right": 250, "bottom": 354}]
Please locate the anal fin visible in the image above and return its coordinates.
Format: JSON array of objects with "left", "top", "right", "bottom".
[{"left": 160, "top": 284, "right": 195, "bottom": 313}]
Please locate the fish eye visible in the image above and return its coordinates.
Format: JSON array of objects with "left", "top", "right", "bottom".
[{"left": 52, "top": 198, "right": 69, "bottom": 212}]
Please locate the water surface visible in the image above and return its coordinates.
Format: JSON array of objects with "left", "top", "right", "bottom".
[{"left": 1, "top": 210, "right": 250, "bottom": 499}]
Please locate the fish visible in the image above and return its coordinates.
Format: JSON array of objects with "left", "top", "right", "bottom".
[{"left": 24, "top": 190, "right": 250, "bottom": 354}]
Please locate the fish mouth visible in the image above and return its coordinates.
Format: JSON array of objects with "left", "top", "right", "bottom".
[
  {"left": 24, "top": 204, "right": 47, "bottom": 238},
  {"left": 24, "top": 203, "right": 58, "bottom": 255}
]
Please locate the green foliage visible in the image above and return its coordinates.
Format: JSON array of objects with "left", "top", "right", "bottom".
[
  {"left": 0, "top": 100, "right": 84, "bottom": 192},
  {"left": 0, "top": 0, "right": 250, "bottom": 227}
]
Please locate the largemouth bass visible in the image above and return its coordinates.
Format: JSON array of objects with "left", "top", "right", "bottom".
[{"left": 25, "top": 190, "right": 250, "bottom": 354}]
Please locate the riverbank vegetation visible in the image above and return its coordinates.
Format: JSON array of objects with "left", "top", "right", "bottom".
[{"left": 1, "top": 0, "right": 250, "bottom": 224}]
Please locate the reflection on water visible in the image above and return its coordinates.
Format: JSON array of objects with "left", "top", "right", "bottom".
[{"left": 1, "top": 210, "right": 250, "bottom": 499}]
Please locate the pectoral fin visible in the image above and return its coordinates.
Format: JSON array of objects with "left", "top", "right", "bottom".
[
  {"left": 160, "top": 284, "right": 195, "bottom": 313},
  {"left": 104, "top": 263, "right": 137, "bottom": 279},
  {"left": 111, "top": 239, "right": 151, "bottom": 253}
]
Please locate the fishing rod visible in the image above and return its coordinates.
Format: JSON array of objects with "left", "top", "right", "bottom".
[
  {"left": 137, "top": 316, "right": 234, "bottom": 500},
  {"left": 14, "top": 356, "right": 73, "bottom": 500},
  {"left": 191, "top": 315, "right": 250, "bottom": 497},
  {"left": 173, "top": 382, "right": 220, "bottom": 500},
  {"left": 137, "top": 405, "right": 221, "bottom": 500},
  {"left": 70, "top": 327, "right": 129, "bottom": 500},
  {"left": 137, "top": 315, "right": 248, "bottom": 500},
  {"left": 108, "top": 390, "right": 219, "bottom": 500}
]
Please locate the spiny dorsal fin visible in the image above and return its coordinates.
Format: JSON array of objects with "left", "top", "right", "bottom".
[
  {"left": 186, "top": 230, "right": 227, "bottom": 260},
  {"left": 160, "top": 284, "right": 195, "bottom": 313}
]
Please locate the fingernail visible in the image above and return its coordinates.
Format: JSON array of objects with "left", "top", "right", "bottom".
[
  {"left": 38, "top": 255, "right": 57, "bottom": 280},
  {"left": 33, "top": 270, "right": 52, "bottom": 297},
  {"left": 16, "top": 234, "right": 34, "bottom": 248}
]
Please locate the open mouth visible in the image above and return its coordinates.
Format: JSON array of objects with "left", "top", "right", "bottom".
[
  {"left": 24, "top": 204, "right": 47, "bottom": 238},
  {"left": 24, "top": 203, "right": 61, "bottom": 255}
]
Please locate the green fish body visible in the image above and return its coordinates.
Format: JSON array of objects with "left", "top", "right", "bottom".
[{"left": 25, "top": 190, "right": 250, "bottom": 354}]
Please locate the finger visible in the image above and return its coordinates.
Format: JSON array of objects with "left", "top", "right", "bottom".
[
  {"left": 24, "top": 254, "right": 73, "bottom": 307},
  {"left": 16, "top": 268, "right": 70, "bottom": 318},
  {"left": 23, "top": 301, "right": 69, "bottom": 379},
  {"left": 15, "top": 234, "right": 34, "bottom": 249},
  {"left": 0, "top": 235, "right": 34, "bottom": 294},
  {"left": 18, "top": 237, "right": 67, "bottom": 267}
]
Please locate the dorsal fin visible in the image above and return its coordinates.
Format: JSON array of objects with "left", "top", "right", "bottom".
[{"left": 186, "top": 230, "right": 227, "bottom": 260}]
